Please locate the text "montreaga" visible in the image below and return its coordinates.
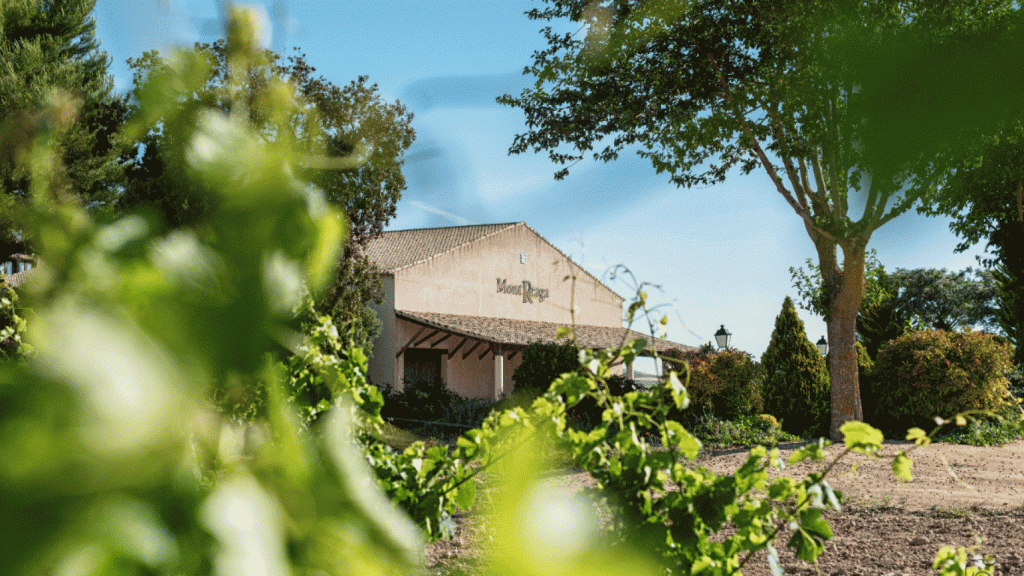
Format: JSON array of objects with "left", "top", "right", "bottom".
[{"left": 496, "top": 278, "right": 549, "bottom": 303}]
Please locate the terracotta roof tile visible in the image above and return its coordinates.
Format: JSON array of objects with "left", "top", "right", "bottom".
[
  {"left": 397, "top": 310, "right": 693, "bottom": 354},
  {"left": 365, "top": 222, "right": 520, "bottom": 272}
]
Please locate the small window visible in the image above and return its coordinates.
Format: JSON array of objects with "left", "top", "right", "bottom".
[{"left": 520, "top": 253, "right": 527, "bottom": 264}]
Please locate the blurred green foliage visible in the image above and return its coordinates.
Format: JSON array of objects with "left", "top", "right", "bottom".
[
  {"left": 0, "top": 10, "right": 432, "bottom": 575},
  {"left": 118, "top": 40, "right": 413, "bottom": 353}
]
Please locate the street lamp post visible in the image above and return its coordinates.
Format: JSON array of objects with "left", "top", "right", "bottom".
[
  {"left": 816, "top": 336, "right": 828, "bottom": 356},
  {"left": 714, "top": 325, "right": 732, "bottom": 351}
]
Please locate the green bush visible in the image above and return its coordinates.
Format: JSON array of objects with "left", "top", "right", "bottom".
[
  {"left": 873, "top": 329, "right": 1015, "bottom": 429},
  {"left": 663, "top": 347, "right": 763, "bottom": 420},
  {"left": 687, "top": 413, "right": 800, "bottom": 448},
  {"left": 0, "top": 279, "right": 28, "bottom": 360},
  {"left": 561, "top": 373, "right": 642, "bottom": 431},
  {"left": 512, "top": 340, "right": 579, "bottom": 393},
  {"left": 380, "top": 378, "right": 493, "bottom": 436},
  {"left": 761, "top": 296, "right": 831, "bottom": 437}
]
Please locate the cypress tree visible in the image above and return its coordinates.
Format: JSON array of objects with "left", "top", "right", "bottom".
[{"left": 762, "top": 297, "right": 831, "bottom": 436}]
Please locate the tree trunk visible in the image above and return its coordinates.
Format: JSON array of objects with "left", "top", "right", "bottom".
[
  {"left": 826, "top": 242, "right": 867, "bottom": 440},
  {"left": 805, "top": 223, "right": 868, "bottom": 440}
]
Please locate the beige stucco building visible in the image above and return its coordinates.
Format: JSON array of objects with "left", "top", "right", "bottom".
[{"left": 364, "top": 222, "right": 690, "bottom": 400}]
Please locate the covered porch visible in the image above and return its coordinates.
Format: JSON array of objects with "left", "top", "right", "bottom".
[{"left": 393, "top": 310, "right": 691, "bottom": 400}]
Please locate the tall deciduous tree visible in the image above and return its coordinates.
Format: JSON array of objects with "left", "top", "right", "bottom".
[
  {"left": 890, "top": 268, "right": 999, "bottom": 333},
  {"left": 499, "top": 0, "right": 1021, "bottom": 438},
  {"left": 0, "top": 0, "right": 128, "bottom": 240},
  {"left": 919, "top": 129, "right": 1024, "bottom": 367},
  {"left": 119, "top": 40, "right": 414, "bottom": 352}
]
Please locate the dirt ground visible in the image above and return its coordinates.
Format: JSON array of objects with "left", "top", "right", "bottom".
[
  {"left": 427, "top": 440, "right": 1024, "bottom": 575},
  {"left": 692, "top": 439, "right": 1024, "bottom": 575}
]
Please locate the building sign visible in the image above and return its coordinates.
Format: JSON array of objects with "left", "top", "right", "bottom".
[{"left": 496, "top": 278, "right": 549, "bottom": 304}]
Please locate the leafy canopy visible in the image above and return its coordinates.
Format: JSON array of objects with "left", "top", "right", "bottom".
[{"left": 500, "top": 1, "right": 1018, "bottom": 239}]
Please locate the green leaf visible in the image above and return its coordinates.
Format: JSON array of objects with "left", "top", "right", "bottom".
[
  {"left": 798, "top": 508, "right": 832, "bottom": 540},
  {"left": 788, "top": 528, "right": 823, "bottom": 563},
  {"left": 905, "top": 427, "right": 930, "bottom": 447},
  {"left": 453, "top": 479, "right": 477, "bottom": 510},
  {"left": 840, "top": 421, "right": 884, "bottom": 453},
  {"left": 666, "top": 371, "right": 689, "bottom": 410},
  {"left": 891, "top": 450, "right": 913, "bottom": 481},
  {"left": 661, "top": 420, "right": 701, "bottom": 460},
  {"left": 788, "top": 438, "right": 828, "bottom": 464},
  {"left": 550, "top": 373, "right": 593, "bottom": 406}
]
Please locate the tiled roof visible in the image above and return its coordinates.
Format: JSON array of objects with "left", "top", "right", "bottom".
[
  {"left": 397, "top": 310, "right": 694, "bottom": 355},
  {"left": 365, "top": 222, "right": 520, "bottom": 272}
]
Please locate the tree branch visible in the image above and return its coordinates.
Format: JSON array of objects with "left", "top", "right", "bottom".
[
  {"left": 699, "top": 47, "right": 831, "bottom": 241},
  {"left": 811, "top": 151, "right": 829, "bottom": 199}
]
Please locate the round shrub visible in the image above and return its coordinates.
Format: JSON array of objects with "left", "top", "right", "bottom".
[
  {"left": 663, "top": 347, "right": 763, "bottom": 420},
  {"left": 756, "top": 413, "right": 780, "bottom": 429},
  {"left": 761, "top": 297, "right": 830, "bottom": 437},
  {"left": 873, "top": 329, "right": 1015, "bottom": 429},
  {"left": 512, "top": 341, "right": 580, "bottom": 393}
]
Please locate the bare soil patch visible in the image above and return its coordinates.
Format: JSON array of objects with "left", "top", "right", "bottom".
[
  {"left": 695, "top": 439, "right": 1024, "bottom": 512},
  {"left": 696, "top": 439, "right": 1024, "bottom": 575},
  {"left": 428, "top": 440, "right": 1024, "bottom": 575}
]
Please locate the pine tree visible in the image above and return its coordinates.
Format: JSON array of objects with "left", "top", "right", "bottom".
[
  {"left": 762, "top": 297, "right": 831, "bottom": 437},
  {"left": 0, "top": 0, "right": 129, "bottom": 240}
]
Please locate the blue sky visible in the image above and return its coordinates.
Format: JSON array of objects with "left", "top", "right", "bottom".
[{"left": 92, "top": 1, "right": 988, "bottom": 364}]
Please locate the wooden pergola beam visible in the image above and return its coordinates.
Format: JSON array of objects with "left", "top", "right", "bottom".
[
  {"left": 462, "top": 341, "right": 482, "bottom": 360},
  {"left": 432, "top": 333, "right": 452, "bottom": 347},
  {"left": 479, "top": 345, "right": 494, "bottom": 360},
  {"left": 448, "top": 338, "right": 469, "bottom": 358},
  {"left": 415, "top": 330, "right": 440, "bottom": 347},
  {"left": 396, "top": 327, "right": 428, "bottom": 358}
]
